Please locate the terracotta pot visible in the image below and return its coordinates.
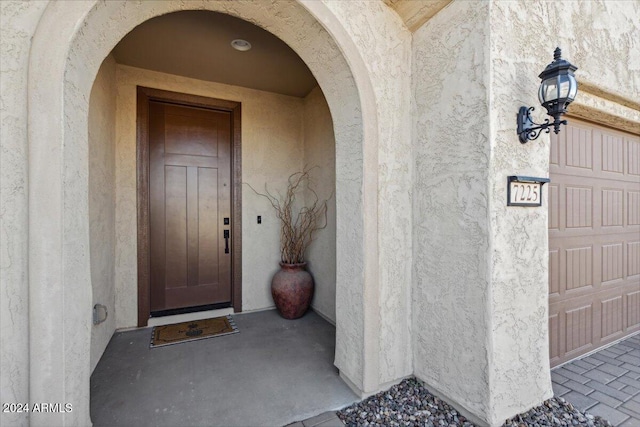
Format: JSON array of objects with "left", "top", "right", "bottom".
[{"left": 271, "top": 262, "right": 314, "bottom": 319}]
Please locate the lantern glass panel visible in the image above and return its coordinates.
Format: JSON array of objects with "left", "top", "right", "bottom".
[
  {"left": 558, "top": 75, "right": 572, "bottom": 99},
  {"left": 567, "top": 74, "right": 578, "bottom": 100},
  {"left": 538, "top": 77, "right": 559, "bottom": 104}
]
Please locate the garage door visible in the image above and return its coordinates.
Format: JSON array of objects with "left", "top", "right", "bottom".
[{"left": 549, "top": 117, "right": 640, "bottom": 367}]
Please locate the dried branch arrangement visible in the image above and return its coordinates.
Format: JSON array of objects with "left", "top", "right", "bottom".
[{"left": 246, "top": 169, "right": 329, "bottom": 264}]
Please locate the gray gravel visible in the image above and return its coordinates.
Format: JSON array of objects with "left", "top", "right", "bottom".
[{"left": 337, "top": 378, "right": 612, "bottom": 427}]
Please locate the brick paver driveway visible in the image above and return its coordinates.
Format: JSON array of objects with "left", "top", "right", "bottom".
[{"left": 552, "top": 333, "right": 640, "bottom": 426}]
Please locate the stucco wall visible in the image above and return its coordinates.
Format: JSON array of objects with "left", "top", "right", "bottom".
[
  {"left": 304, "top": 86, "right": 337, "bottom": 323},
  {"left": 412, "top": 0, "right": 493, "bottom": 424},
  {"left": 3, "top": 0, "right": 409, "bottom": 422},
  {"left": 0, "top": 2, "right": 48, "bottom": 426},
  {"left": 412, "top": 1, "right": 640, "bottom": 425},
  {"left": 9, "top": 1, "right": 634, "bottom": 425},
  {"left": 487, "top": 1, "right": 640, "bottom": 424},
  {"left": 115, "top": 64, "right": 310, "bottom": 327},
  {"left": 88, "top": 54, "right": 117, "bottom": 373},
  {"left": 322, "top": 0, "right": 414, "bottom": 388},
  {"left": 20, "top": 2, "right": 374, "bottom": 421}
]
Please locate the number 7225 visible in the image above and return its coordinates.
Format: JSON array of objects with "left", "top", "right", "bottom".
[{"left": 511, "top": 183, "right": 539, "bottom": 203}]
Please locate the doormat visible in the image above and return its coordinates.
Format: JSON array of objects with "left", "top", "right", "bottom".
[{"left": 150, "top": 315, "right": 238, "bottom": 348}]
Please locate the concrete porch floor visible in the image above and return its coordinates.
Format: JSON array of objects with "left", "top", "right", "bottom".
[{"left": 90, "top": 310, "right": 358, "bottom": 427}]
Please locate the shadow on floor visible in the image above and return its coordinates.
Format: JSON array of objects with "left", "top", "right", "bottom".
[{"left": 90, "top": 310, "right": 358, "bottom": 427}]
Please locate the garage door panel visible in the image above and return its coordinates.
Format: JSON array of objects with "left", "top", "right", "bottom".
[
  {"left": 550, "top": 282, "right": 639, "bottom": 361},
  {"left": 628, "top": 241, "right": 640, "bottom": 278},
  {"left": 629, "top": 191, "right": 640, "bottom": 225},
  {"left": 601, "top": 243, "right": 624, "bottom": 284},
  {"left": 566, "top": 246, "right": 594, "bottom": 290},
  {"left": 626, "top": 291, "right": 640, "bottom": 330},
  {"left": 549, "top": 313, "right": 560, "bottom": 364},
  {"left": 565, "top": 304, "right": 594, "bottom": 355},
  {"left": 565, "top": 124, "right": 594, "bottom": 170},
  {"left": 547, "top": 181, "right": 637, "bottom": 240},
  {"left": 550, "top": 238, "right": 637, "bottom": 301},
  {"left": 602, "top": 189, "right": 624, "bottom": 227},
  {"left": 550, "top": 284, "right": 637, "bottom": 309},
  {"left": 548, "top": 284, "right": 640, "bottom": 363},
  {"left": 550, "top": 227, "right": 639, "bottom": 241},
  {"left": 549, "top": 304, "right": 566, "bottom": 365},
  {"left": 549, "top": 184, "right": 560, "bottom": 230},
  {"left": 602, "top": 133, "right": 625, "bottom": 174},
  {"left": 551, "top": 174, "right": 638, "bottom": 188},
  {"left": 549, "top": 118, "right": 640, "bottom": 367},
  {"left": 601, "top": 296, "right": 624, "bottom": 340},
  {"left": 566, "top": 186, "right": 593, "bottom": 229},
  {"left": 550, "top": 131, "right": 561, "bottom": 166},
  {"left": 628, "top": 139, "right": 640, "bottom": 176},
  {"left": 549, "top": 249, "right": 560, "bottom": 295}
]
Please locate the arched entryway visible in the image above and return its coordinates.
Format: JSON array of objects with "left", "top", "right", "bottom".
[{"left": 28, "top": 1, "right": 379, "bottom": 424}]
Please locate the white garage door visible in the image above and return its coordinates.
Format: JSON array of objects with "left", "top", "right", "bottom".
[{"left": 548, "top": 117, "right": 640, "bottom": 367}]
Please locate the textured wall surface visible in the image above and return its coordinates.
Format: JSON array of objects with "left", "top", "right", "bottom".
[
  {"left": 298, "top": 0, "right": 370, "bottom": 391},
  {"left": 0, "top": 2, "right": 48, "bottom": 426},
  {"left": 19, "top": 1, "right": 377, "bottom": 422},
  {"left": 412, "top": 1, "right": 492, "bottom": 424},
  {"left": 323, "top": 0, "right": 414, "bottom": 388},
  {"left": 6, "top": 0, "right": 634, "bottom": 425},
  {"left": 412, "top": 1, "right": 640, "bottom": 426},
  {"left": 487, "top": 1, "right": 640, "bottom": 424},
  {"left": 88, "top": 55, "right": 117, "bottom": 373},
  {"left": 115, "top": 64, "right": 307, "bottom": 327},
  {"left": 304, "top": 86, "right": 337, "bottom": 323}
]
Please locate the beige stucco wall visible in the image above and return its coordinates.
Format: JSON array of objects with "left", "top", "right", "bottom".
[
  {"left": 16, "top": 1, "right": 371, "bottom": 423},
  {"left": 412, "top": 1, "right": 493, "bottom": 424},
  {"left": 304, "top": 86, "right": 337, "bottom": 323},
  {"left": 0, "top": 2, "right": 48, "bottom": 426},
  {"left": 6, "top": 0, "right": 636, "bottom": 425},
  {"left": 412, "top": 1, "right": 640, "bottom": 426},
  {"left": 5, "top": 0, "right": 406, "bottom": 423},
  {"left": 88, "top": 54, "right": 117, "bottom": 373},
  {"left": 322, "top": 0, "right": 414, "bottom": 388},
  {"left": 487, "top": 1, "right": 640, "bottom": 423}
]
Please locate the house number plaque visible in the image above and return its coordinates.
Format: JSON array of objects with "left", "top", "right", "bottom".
[{"left": 507, "top": 176, "right": 550, "bottom": 207}]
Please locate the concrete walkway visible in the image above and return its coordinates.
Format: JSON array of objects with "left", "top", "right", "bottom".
[
  {"left": 91, "top": 310, "right": 638, "bottom": 427},
  {"left": 552, "top": 333, "right": 640, "bottom": 427},
  {"left": 90, "top": 310, "right": 358, "bottom": 427}
]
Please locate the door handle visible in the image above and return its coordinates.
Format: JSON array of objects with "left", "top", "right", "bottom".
[{"left": 223, "top": 230, "right": 230, "bottom": 254}]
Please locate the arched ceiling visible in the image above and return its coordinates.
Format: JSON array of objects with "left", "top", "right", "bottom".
[
  {"left": 112, "top": 10, "right": 318, "bottom": 98},
  {"left": 112, "top": 3, "right": 454, "bottom": 98}
]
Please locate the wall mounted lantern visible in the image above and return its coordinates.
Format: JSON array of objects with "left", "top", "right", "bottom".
[{"left": 517, "top": 47, "right": 578, "bottom": 143}]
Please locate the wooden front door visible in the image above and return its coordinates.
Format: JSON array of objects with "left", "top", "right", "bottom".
[
  {"left": 137, "top": 87, "right": 242, "bottom": 325},
  {"left": 149, "top": 101, "right": 231, "bottom": 313}
]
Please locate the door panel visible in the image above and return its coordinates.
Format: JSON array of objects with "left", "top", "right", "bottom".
[
  {"left": 149, "top": 101, "right": 232, "bottom": 313},
  {"left": 549, "top": 118, "right": 640, "bottom": 367}
]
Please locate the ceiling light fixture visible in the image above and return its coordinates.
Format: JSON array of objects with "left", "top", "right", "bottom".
[{"left": 231, "top": 39, "right": 252, "bottom": 52}]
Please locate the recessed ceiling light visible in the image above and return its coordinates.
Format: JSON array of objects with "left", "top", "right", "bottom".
[{"left": 231, "top": 39, "right": 252, "bottom": 51}]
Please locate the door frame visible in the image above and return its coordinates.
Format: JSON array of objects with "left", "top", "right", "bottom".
[{"left": 136, "top": 86, "right": 242, "bottom": 326}]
